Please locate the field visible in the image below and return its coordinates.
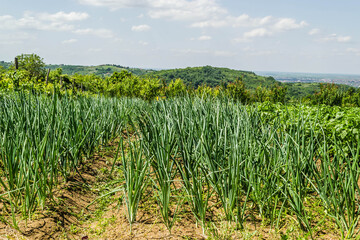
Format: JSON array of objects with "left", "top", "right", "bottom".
[{"left": 1, "top": 92, "right": 360, "bottom": 239}]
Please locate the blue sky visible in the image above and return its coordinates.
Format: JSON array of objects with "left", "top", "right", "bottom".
[{"left": 1, "top": 0, "right": 360, "bottom": 74}]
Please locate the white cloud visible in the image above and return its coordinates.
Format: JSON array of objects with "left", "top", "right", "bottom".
[
  {"left": 321, "top": 33, "right": 352, "bottom": 43},
  {"left": 172, "top": 48, "right": 209, "bottom": 55},
  {"left": 0, "top": 12, "right": 117, "bottom": 40},
  {"left": 214, "top": 50, "right": 236, "bottom": 57},
  {"left": 242, "top": 47, "right": 277, "bottom": 56},
  {"left": 192, "top": 15, "right": 274, "bottom": 28},
  {"left": 308, "top": 28, "right": 320, "bottom": 35},
  {"left": 62, "top": 38, "right": 78, "bottom": 44},
  {"left": 0, "top": 32, "right": 35, "bottom": 44},
  {"left": 234, "top": 28, "right": 273, "bottom": 42},
  {"left": 73, "top": 28, "right": 114, "bottom": 38},
  {"left": 198, "top": 35, "right": 212, "bottom": 41},
  {"left": 131, "top": 24, "right": 151, "bottom": 32},
  {"left": 38, "top": 11, "right": 89, "bottom": 22},
  {"left": 191, "top": 19, "right": 228, "bottom": 28},
  {"left": 193, "top": 14, "right": 307, "bottom": 44},
  {"left": 346, "top": 48, "right": 360, "bottom": 56},
  {"left": 148, "top": 0, "right": 226, "bottom": 21},
  {"left": 244, "top": 28, "right": 272, "bottom": 38},
  {"left": 78, "top": 0, "right": 308, "bottom": 45},
  {"left": 88, "top": 48, "right": 102, "bottom": 52},
  {"left": 138, "top": 40, "right": 149, "bottom": 46},
  {"left": 79, "top": 0, "right": 227, "bottom": 21},
  {"left": 0, "top": 15, "right": 15, "bottom": 30},
  {"left": 337, "top": 36, "right": 352, "bottom": 43},
  {"left": 78, "top": 0, "right": 146, "bottom": 9},
  {"left": 171, "top": 48, "right": 235, "bottom": 57},
  {"left": 190, "top": 35, "right": 212, "bottom": 41},
  {"left": 192, "top": 14, "right": 306, "bottom": 32},
  {"left": 0, "top": 11, "right": 89, "bottom": 32},
  {"left": 248, "top": 50, "right": 276, "bottom": 56},
  {"left": 231, "top": 15, "right": 273, "bottom": 28},
  {"left": 230, "top": 17, "right": 307, "bottom": 43},
  {"left": 272, "top": 18, "right": 307, "bottom": 31}
]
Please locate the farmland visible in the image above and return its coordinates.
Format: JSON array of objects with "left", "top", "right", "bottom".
[
  {"left": 1, "top": 90, "right": 360, "bottom": 239},
  {"left": 1, "top": 0, "right": 360, "bottom": 236}
]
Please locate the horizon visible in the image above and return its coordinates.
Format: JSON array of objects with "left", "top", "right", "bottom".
[
  {"left": 3, "top": 57, "right": 360, "bottom": 78},
  {"left": 3, "top": 58, "right": 360, "bottom": 77}
]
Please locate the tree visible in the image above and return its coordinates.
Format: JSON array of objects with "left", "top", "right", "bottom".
[
  {"left": 0, "top": 66, "right": 5, "bottom": 82},
  {"left": 313, "top": 83, "right": 343, "bottom": 106},
  {"left": 13, "top": 53, "right": 46, "bottom": 81},
  {"left": 108, "top": 70, "right": 133, "bottom": 84},
  {"left": 269, "top": 84, "right": 287, "bottom": 103},
  {"left": 140, "top": 77, "right": 160, "bottom": 101},
  {"left": 226, "top": 77, "right": 249, "bottom": 103},
  {"left": 167, "top": 78, "right": 187, "bottom": 97},
  {"left": 255, "top": 86, "right": 269, "bottom": 102}
]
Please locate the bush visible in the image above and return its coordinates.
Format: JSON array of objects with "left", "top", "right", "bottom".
[
  {"left": 167, "top": 78, "right": 187, "bottom": 97},
  {"left": 226, "top": 78, "right": 250, "bottom": 103}
]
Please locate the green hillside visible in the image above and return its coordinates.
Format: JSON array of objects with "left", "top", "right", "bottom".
[
  {"left": 47, "top": 64, "right": 154, "bottom": 77},
  {"left": 1, "top": 59, "right": 353, "bottom": 99},
  {"left": 144, "top": 66, "right": 356, "bottom": 99},
  {"left": 0, "top": 60, "right": 154, "bottom": 76},
  {"left": 144, "top": 65, "right": 278, "bottom": 89},
  {"left": 284, "top": 82, "right": 353, "bottom": 100}
]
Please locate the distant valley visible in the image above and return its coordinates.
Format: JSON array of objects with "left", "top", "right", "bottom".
[{"left": 257, "top": 71, "right": 360, "bottom": 88}]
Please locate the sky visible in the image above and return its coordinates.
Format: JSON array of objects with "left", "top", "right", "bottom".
[{"left": 1, "top": 0, "right": 360, "bottom": 74}]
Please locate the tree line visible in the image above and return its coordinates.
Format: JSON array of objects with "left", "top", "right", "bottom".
[{"left": 1, "top": 53, "right": 360, "bottom": 106}]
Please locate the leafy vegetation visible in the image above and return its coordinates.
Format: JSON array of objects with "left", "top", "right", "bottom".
[
  {"left": 2, "top": 53, "right": 360, "bottom": 239},
  {"left": 1, "top": 89, "right": 360, "bottom": 238},
  {"left": 134, "top": 98, "right": 360, "bottom": 238},
  {"left": 0, "top": 55, "right": 288, "bottom": 103},
  {"left": 2, "top": 55, "right": 358, "bottom": 102},
  {"left": 309, "top": 83, "right": 360, "bottom": 106},
  {"left": 256, "top": 102, "right": 360, "bottom": 155},
  {"left": 11, "top": 54, "right": 47, "bottom": 81},
  {"left": 0, "top": 93, "right": 139, "bottom": 227},
  {"left": 285, "top": 82, "right": 353, "bottom": 101}
]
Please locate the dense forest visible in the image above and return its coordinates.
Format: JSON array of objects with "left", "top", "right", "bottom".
[
  {"left": 143, "top": 65, "right": 277, "bottom": 89},
  {"left": 284, "top": 82, "right": 352, "bottom": 100}
]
